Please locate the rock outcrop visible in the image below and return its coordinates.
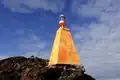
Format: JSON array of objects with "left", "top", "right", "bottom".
[{"left": 0, "top": 56, "right": 95, "bottom": 80}]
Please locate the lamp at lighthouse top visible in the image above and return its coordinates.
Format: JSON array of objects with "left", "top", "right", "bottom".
[{"left": 59, "top": 14, "right": 67, "bottom": 27}]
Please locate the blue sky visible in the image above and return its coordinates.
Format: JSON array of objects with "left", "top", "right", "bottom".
[
  {"left": 0, "top": 0, "right": 96, "bottom": 57},
  {"left": 1, "top": 0, "right": 120, "bottom": 80}
]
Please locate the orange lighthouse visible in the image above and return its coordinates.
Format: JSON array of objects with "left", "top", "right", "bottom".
[{"left": 48, "top": 14, "right": 80, "bottom": 66}]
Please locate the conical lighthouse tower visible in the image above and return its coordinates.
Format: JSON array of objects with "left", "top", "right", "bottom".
[{"left": 48, "top": 14, "right": 80, "bottom": 66}]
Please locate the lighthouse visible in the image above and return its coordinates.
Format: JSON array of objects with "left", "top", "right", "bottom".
[
  {"left": 59, "top": 14, "right": 67, "bottom": 27},
  {"left": 48, "top": 14, "right": 81, "bottom": 67}
]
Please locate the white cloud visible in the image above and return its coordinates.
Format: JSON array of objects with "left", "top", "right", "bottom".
[
  {"left": 1, "top": 0, "right": 65, "bottom": 13},
  {"left": 72, "top": 0, "right": 120, "bottom": 17},
  {"left": 72, "top": 0, "right": 120, "bottom": 80},
  {"left": 24, "top": 50, "right": 50, "bottom": 59},
  {"left": 20, "top": 34, "right": 47, "bottom": 51},
  {"left": 20, "top": 33, "right": 50, "bottom": 59},
  {"left": 0, "top": 56, "right": 8, "bottom": 60}
]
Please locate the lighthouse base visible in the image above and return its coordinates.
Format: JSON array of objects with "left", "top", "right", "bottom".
[{"left": 46, "top": 64, "right": 85, "bottom": 74}]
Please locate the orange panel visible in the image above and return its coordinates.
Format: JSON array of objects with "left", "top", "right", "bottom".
[
  {"left": 58, "top": 47, "right": 67, "bottom": 63},
  {"left": 48, "top": 27, "right": 80, "bottom": 65}
]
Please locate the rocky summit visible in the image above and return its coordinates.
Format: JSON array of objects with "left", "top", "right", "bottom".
[{"left": 0, "top": 56, "right": 95, "bottom": 80}]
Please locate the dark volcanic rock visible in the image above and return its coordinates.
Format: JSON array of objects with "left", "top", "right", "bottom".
[{"left": 0, "top": 56, "right": 95, "bottom": 80}]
